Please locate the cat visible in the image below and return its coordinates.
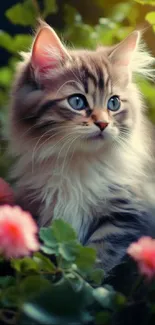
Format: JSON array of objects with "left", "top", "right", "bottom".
[{"left": 8, "top": 20, "right": 155, "bottom": 277}]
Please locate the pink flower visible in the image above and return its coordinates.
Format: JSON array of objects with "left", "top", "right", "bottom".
[
  {"left": 127, "top": 236, "right": 155, "bottom": 279},
  {"left": 0, "top": 205, "right": 40, "bottom": 258}
]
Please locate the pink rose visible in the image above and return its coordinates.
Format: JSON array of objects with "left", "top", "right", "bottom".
[
  {"left": 0, "top": 205, "right": 40, "bottom": 258},
  {"left": 128, "top": 236, "right": 155, "bottom": 279}
]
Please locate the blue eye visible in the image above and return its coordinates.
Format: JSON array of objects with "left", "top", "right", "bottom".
[
  {"left": 68, "top": 94, "right": 88, "bottom": 111},
  {"left": 107, "top": 96, "right": 121, "bottom": 112}
]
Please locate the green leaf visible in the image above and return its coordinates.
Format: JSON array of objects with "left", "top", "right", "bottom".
[
  {"left": 40, "top": 221, "right": 77, "bottom": 257},
  {"left": 145, "top": 11, "right": 155, "bottom": 25},
  {"left": 114, "top": 293, "right": 126, "bottom": 307},
  {"left": 23, "top": 277, "right": 93, "bottom": 324},
  {"left": 95, "top": 311, "right": 111, "bottom": 325},
  {"left": 58, "top": 241, "right": 79, "bottom": 262},
  {"left": 94, "top": 21, "right": 116, "bottom": 46},
  {"left": 65, "top": 24, "right": 96, "bottom": 49},
  {"left": 17, "top": 314, "right": 37, "bottom": 325},
  {"left": 110, "top": 2, "right": 132, "bottom": 22},
  {"left": 20, "top": 275, "right": 50, "bottom": 300},
  {"left": 39, "top": 227, "right": 58, "bottom": 248},
  {"left": 0, "top": 31, "right": 14, "bottom": 52},
  {"left": 11, "top": 257, "right": 40, "bottom": 273},
  {"left": 2, "top": 286, "right": 19, "bottom": 307},
  {"left": 93, "top": 287, "right": 115, "bottom": 309},
  {"left": 52, "top": 219, "right": 77, "bottom": 243},
  {"left": 88, "top": 269, "right": 104, "bottom": 285},
  {"left": 5, "top": 0, "right": 37, "bottom": 26},
  {"left": 0, "top": 276, "right": 15, "bottom": 289},
  {"left": 0, "top": 31, "right": 32, "bottom": 53},
  {"left": 13, "top": 34, "right": 32, "bottom": 52},
  {"left": 64, "top": 5, "right": 79, "bottom": 25},
  {"left": 40, "top": 245, "right": 56, "bottom": 255},
  {"left": 24, "top": 303, "right": 54, "bottom": 324},
  {"left": 0, "top": 67, "right": 13, "bottom": 87},
  {"left": 43, "top": 0, "right": 58, "bottom": 18},
  {"left": 33, "top": 252, "right": 56, "bottom": 272},
  {"left": 75, "top": 246, "right": 96, "bottom": 273}
]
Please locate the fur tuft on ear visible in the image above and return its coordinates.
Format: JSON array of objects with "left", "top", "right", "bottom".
[
  {"left": 31, "top": 20, "right": 70, "bottom": 73},
  {"left": 109, "top": 31, "right": 155, "bottom": 80}
]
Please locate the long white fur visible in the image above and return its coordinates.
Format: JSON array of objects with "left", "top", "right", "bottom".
[{"left": 132, "top": 41, "right": 155, "bottom": 79}]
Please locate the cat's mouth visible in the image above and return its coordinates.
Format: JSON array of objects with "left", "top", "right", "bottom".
[{"left": 86, "top": 132, "right": 105, "bottom": 140}]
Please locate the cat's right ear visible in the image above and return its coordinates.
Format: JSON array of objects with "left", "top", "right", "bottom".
[
  {"left": 109, "top": 31, "right": 140, "bottom": 67},
  {"left": 31, "top": 23, "right": 70, "bottom": 73}
]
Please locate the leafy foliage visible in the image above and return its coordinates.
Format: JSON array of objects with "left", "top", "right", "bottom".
[
  {"left": 0, "top": 219, "right": 125, "bottom": 325},
  {"left": 0, "top": 218, "right": 154, "bottom": 324}
]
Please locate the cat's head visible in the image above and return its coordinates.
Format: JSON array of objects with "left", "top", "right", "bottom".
[{"left": 10, "top": 21, "right": 154, "bottom": 160}]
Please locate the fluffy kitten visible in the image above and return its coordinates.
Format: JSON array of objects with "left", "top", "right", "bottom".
[{"left": 9, "top": 21, "right": 155, "bottom": 276}]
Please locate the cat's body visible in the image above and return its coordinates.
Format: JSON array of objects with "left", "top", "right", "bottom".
[{"left": 9, "top": 22, "right": 155, "bottom": 277}]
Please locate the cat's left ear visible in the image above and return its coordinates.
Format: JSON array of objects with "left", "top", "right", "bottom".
[
  {"left": 109, "top": 31, "right": 140, "bottom": 67},
  {"left": 31, "top": 22, "right": 70, "bottom": 72}
]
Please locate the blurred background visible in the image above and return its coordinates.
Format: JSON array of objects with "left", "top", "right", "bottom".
[{"left": 0, "top": 0, "right": 155, "bottom": 179}]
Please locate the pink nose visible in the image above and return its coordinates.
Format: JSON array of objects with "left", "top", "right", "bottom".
[{"left": 94, "top": 121, "right": 108, "bottom": 131}]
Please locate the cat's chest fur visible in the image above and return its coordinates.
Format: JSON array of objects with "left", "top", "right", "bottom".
[
  {"left": 40, "top": 165, "right": 110, "bottom": 241},
  {"left": 15, "top": 145, "right": 144, "bottom": 241},
  {"left": 29, "top": 150, "right": 133, "bottom": 241}
]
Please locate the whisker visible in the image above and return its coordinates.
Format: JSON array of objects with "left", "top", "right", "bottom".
[
  {"left": 31, "top": 129, "right": 54, "bottom": 173},
  {"left": 38, "top": 129, "right": 76, "bottom": 155},
  {"left": 19, "top": 125, "right": 38, "bottom": 139},
  {"left": 115, "top": 136, "right": 129, "bottom": 151},
  {"left": 70, "top": 68, "right": 84, "bottom": 89},
  {"left": 31, "top": 125, "right": 74, "bottom": 160},
  {"left": 55, "top": 132, "right": 77, "bottom": 169},
  {"left": 60, "top": 134, "right": 81, "bottom": 175},
  {"left": 31, "top": 129, "right": 70, "bottom": 171},
  {"left": 55, "top": 80, "right": 83, "bottom": 98}
]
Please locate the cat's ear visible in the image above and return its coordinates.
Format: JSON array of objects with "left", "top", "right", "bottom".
[
  {"left": 31, "top": 22, "right": 70, "bottom": 72},
  {"left": 109, "top": 31, "right": 140, "bottom": 67}
]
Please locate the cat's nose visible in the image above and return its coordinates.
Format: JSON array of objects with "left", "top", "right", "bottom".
[{"left": 94, "top": 121, "right": 108, "bottom": 131}]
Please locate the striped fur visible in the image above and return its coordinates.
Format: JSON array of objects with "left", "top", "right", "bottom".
[{"left": 8, "top": 22, "right": 155, "bottom": 276}]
